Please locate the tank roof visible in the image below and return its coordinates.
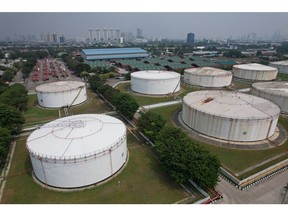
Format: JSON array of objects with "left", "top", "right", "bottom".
[
  {"left": 35, "top": 81, "right": 85, "bottom": 93},
  {"left": 270, "top": 60, "right": 288, "bottom": 66},
  {"left": 131, "top": 70, "right": 180, "bottom": 80},
  {"left": 26, "top": 114, "right": 126, "bottom": 159},
  {"left": 183, "top": 90, "right": 280, "bottom": 120},
  {"left": 252, "top": 81, "right": 288, "bottom": 96},
  {"left": 233, "top": 63, "right": 277, "bottom": 71},
  {"left": 184, "top": 67, "right": 232, "bottom": 76}
]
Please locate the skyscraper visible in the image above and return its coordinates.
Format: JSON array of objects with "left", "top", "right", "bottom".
[
  {"left": 137, "top": 28, "right": 142, "bottom": 38},
  {"left": 89, "top": 28, "right": 94, "bottom": 41},
  {"left": 103, "top": 28, "right": 108, "bottom": 41},
  {"left": 109, "top": 28, "right": 113, "bottom": 41},
  {"left": 95, "top": 28, "right": 100, "bottom": 42},
  {"left": 187, "top": 33, "right": 195, "bottom": 43},
  {"left": 115, "top": 29, "right": 120, "bottom": 42}
]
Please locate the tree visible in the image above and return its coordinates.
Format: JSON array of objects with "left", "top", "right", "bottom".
[
  {"left": 0, "top": 51, "right": 4, "bottom": 59},
  {"left": 103, "top": 86, "right": 120, "bottom": 103},
  {"left": 9, "top": 51, "right": 18, "bottom": 60},
  {"left": 113, "top": 93, "right": 139, "bottom": 120},
  {"left": 154, "top": 127, "right": 220, "bottom": 188},
  {"left": 88, "top": 75, "right": 103, "bottom": 92},
  {"left": 0, "top": 127, "right": 11, "bottom": 168},
  {"left": 80, "top": 71, "right": 89, "bottom": 82},
  {"left": 155, "top": 127, "right": 194, "bottom": 183},
  {"left": 0, "top": 81, "right": 8, "bottom": 94},
  {"left": 0, "top": 83, "right": 28, "bottom": 111},
  {"left": 2, "top": 71, "right": 14, "bottom": 82},
  {"left": 138, "top": 111, "right": 166, "bottom": 141},
  {"left": 75, "top": 63, "right": 91, "bottom": 76},
  {"left": 124, "top": 72, "right": 131, "bottom": 80},
  {"left": 0, "top": 103, "right": 25, "bottom": 135}
]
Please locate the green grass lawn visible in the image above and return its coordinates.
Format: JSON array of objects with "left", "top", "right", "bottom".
[
  {"left": 1, "top": 132, "right": 190, "bottom": 204},
  {"left": 23, "top": 90, "right": 110, "bottom": 126},
  {"left": 277, "top": 73, "right": 288, "bottom": 81},
  {"left": 231, "top": 80, "right": 252, "bottom": 89},
  {"left": 150, "top": 105, "right": 288, "bottom": 179},
  {"left": 116, "top": 82, "right": 197, "bottom": 106}
]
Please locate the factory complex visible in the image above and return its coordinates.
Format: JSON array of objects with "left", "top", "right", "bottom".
[{"left": 2, "top": 44, "right": 288, "bottom": 205}]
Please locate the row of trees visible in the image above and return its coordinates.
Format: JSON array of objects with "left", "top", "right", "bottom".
[
  {"left": 60, "top": 54, "right": 91, "bottom": 77},
  {"left": 0, "top": 83, "right": 27, "bottom": 168},
  {"left": 0, "top": 65, "right": 18, "bottom": 82},
  {"left": 138, "top": 111, "right": 220, "bottom": 188},
  {"left": 89, "top": 75, "right": 139, "bottom": 120}
]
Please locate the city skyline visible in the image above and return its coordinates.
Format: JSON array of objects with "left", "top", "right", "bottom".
[{"left": 0, "top": 13, "right": 288, "bottom": 42}]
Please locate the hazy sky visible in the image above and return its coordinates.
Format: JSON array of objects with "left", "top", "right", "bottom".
[{"left": 0, "top": 12, "right": 287, "bottom": 40}]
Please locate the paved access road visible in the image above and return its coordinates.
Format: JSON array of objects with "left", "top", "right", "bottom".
[{"left": 216, "top": 170, "right": 288, "bottom": 204}]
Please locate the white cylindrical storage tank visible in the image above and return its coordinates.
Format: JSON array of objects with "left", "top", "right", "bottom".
[
  {"left": 269, "top": 60, "right": 288, "bottom": 74},
  {"left": 131, "top": 70, "right": 180, "bottom": 95},
  {"left": 183, "top": 67, "right": 232, "bottom": 87},
  {"left": 182, "top": 90, "right": 280, "bottom": 142},
  {"left": 232, "top": 63, "right": 278, "bottom": 80},
  {"left": 251, "top": 81, "right": 288, "bottom": 114},
  {"left": 35, "top": 81, "right": 87, "bottom": 108},
  {"left": 26, "top": 114, "right": 127, "bottom": 188}
]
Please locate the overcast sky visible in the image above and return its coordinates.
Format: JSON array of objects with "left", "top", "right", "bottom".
[{"left": 0, "top": 12, "right": 287, "bottom": 40}]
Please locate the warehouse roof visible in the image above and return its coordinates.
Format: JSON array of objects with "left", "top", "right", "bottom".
[
  {"left": 183, "top": 90, "right": 280, "bottom": 120},
  {"left": 82, "top": 48, "right": 147, "bottom": 55},
  {"left": 26, "top": 114, "right": 126, "bottom": 159}
]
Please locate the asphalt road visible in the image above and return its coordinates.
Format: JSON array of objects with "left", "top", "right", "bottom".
[{"left": 216, "top": 169, "right": 288, "bottom": 204}]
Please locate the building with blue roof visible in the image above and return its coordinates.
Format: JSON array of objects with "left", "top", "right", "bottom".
[{"left": 81, "top": 48, "right": 148, "bottom": 60}]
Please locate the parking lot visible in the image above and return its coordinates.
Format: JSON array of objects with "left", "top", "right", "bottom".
[{"left": 23, "top": 58, "right": 82, "bottom": 93}]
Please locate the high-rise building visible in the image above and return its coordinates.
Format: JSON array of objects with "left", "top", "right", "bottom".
[
  {"left": 115, "top": 29, "right": 120, "bottom": 42},
  {"left": 103, "top": 28, "right": 108, "bottom": 41},
  {"left": 95, "top": 28, "right": 100, "bottom": 42},
  {"left": 125, "top": 32, "right": 133, "bottom": 42},
  {"left": 52, "top": 33, "right": 58, "bottom": 43},
  {"left": 187, "top": 33, "right": 195, "bottom": 43},
  {"left": 41, "top": 32, "right": 46, "bottom": 42},
  {"left": 40, "top": 32, "right": 64, "bottom": 43},
  {"left": 109, "top": 28, "right": 114, "bottom": 41},
  {"left": 137, "top": 28, "right": 142, "bottom": 38},
  {"left": 59, "top": 34, "right": 65, "bottom": 43},
  {"left": 89, "top": 28, "right": 94, "bottom": 41}
]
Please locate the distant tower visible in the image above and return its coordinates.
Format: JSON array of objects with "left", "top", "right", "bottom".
[
  {"left": 41, "top": 32, "right": 46, "bottom": 42},
  {"left": 103, "top": 28, "right": 108, "bottom": 42},
  {"left": 137, "top": 28, "right": 142, "bottom": 38},
  {"left": 52, "top": 32, "right": 58, "bottom": 43},
  {"left": 109, "top": 28, "right": 114, "bottom": 41},
  {"left": 187, "top": 33, "right": 195, "bottom": 43},
  {"left": 89, "top": 28, "right": 93, "bottom": 41},
  {"left": 95, "top": 28, "right": 100, "bottom": 42},
  {"left": 115, "top": 29, "right": 120, "bottom": 42}
]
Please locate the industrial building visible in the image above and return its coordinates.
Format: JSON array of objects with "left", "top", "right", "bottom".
[
  {"left": 269, "top": 60, "right": 288, "bottom": 74},
  {"left": 80, "top": 48, "right": 148, "bottom": 60},
  {"left": 35, "top": 81, "right": 87, "bottom": 108},
  {"left": 182, "top": 90, "right": 280, "bottom": 142},
  {"left": 131, "top": 70, "right": 180, "bottom": 95},
  {"left": 232, "top": 63, "right": 278, "bottom": 80},
  {"left": 26, "top": 114, "right": 127, "bottom": 188},
  {"left": 251, "top": 81, "right": 288, "bottom": 114},
  {"left": 183, "top": 67, "right": 232, "bottom": 87}
]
